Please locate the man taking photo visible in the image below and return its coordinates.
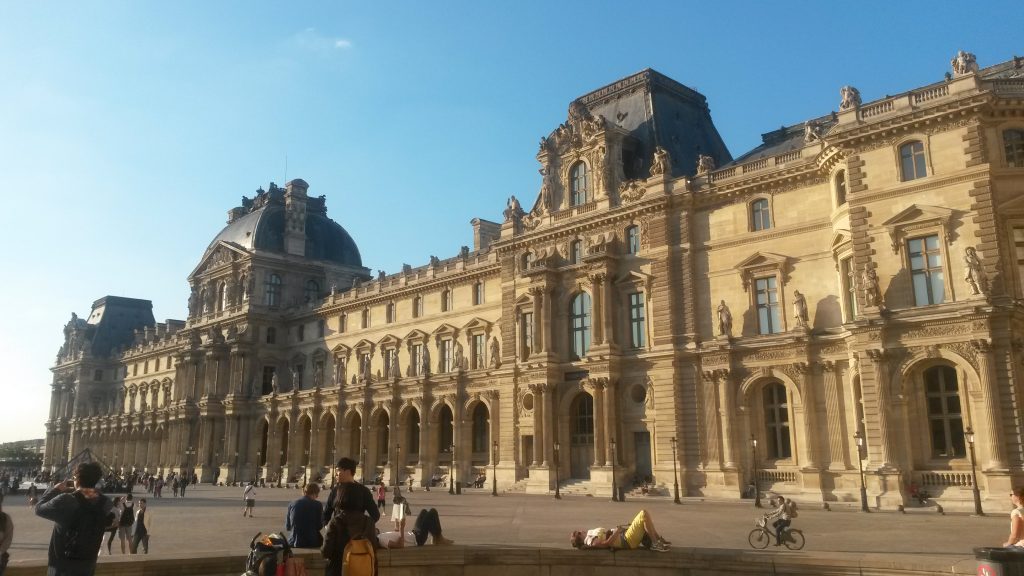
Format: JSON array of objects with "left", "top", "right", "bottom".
[{"left": 35, "top": 462, "right": 115, "bottom": 576}]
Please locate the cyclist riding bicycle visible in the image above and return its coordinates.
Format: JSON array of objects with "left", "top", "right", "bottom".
[{"left": 764, "top": 495, "right": 798, "bottom": 546}]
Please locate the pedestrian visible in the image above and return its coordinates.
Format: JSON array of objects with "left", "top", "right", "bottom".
[
  {"left": 407, "top": 475, "right": 413, "bottom": 493},
  {"left": 27, "top": 483, "right": 39, "bottom": 507},
  {"left": 171, "top": 476, "right": 179, "bottom": 498},
  {"left": 35, "top": 462, "right": 115, "bottom": 576},
  {"left": 391, "top": 489, "right": 409, "bottom": 532},
  {"left": 116, "top": 493, "right": 135, "bottom": 554},
  {"left": 1, "top": 493, "right": 14, "bottom": 575},
  {"left": 129, "top": 498, "right": 151, "bottom": 554},
  {"left": 154, "top": 476, "right": 163, "bottom": 499},
  {"left": 179, "top": 476, "right": 187, "bottom": 498},
  {"left": 242, "top": 483, "right": 256, "bottom": 518},
  {"left": 100, "top": 497, "right": 120, "bottom": 555},
  {"left": 285, "top": 483, "right": 324, "bottom": 548},
  {"left": 376, "top": 482, "right": 387, "bottom": 511},
  {"left": 1003, "top": 486, "right": 1024, "bottom": 547},
  {"left": 321, "top": 457, "right": 379, "bottom": 576}
]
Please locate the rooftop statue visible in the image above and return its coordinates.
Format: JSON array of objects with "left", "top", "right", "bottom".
[
  {"left": 951, "top": 50, "right": 979, "bottom": 76},
  {"left": 696, "top": 154, "right": 716, "bottom": 175},
  {"left": 840, "top": 85, "right": 861, "bottom": 110}
]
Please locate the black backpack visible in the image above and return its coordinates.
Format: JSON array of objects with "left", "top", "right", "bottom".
[{"left": 64, "top": 493, "right": 108, "bottom": 561}]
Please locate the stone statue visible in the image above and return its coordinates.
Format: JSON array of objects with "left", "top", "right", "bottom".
[
  {"left": 335, "top": 358, "right": 347, "bottom": 386},
  {"left": 429, "top": 255, "right": 440, "bottom": 267},
  {"left": 187, "top": 288, "right": 198, "bottom": 317},
  {"left": 362, "top": 356, "right": 372, "bottom": 383},
  {"left": 459, "top": 246, "right": 470, "bottom": 259},
  {"left": 421, "top": 346, "right": 431, "bottom": 377},
  {"left": 964, "top": 246, "right": 989, "bottom": 295},
  {"left": 313, "top": 363, "right": 323, "bottom": 389},
  {"left": 539, "top": 182, "right": 553, "bottom": 213},
  {"left": 861, "top": 265, "right": 881, "bottom": 307},
  {"left": 503, "top": 195, "right": 524, "bottom": 222},
  {"left": 951, "top": 50, "right": 979, "bottom": 76},
  {"left": 489, "top": 337, "right": 501, "bottom": 368},
  {"left": 840, "top": 86, "right": 861, "bottom": 110},
  {"left": 717, "top": 300, "right": 733, "bottom": 337},
  {"left": 453, "top": 340, "right": 464, "bottom": 371},
  {"left": 804, "top": 121, "right": 821, "bottom": 143},
  {"left": 271, "top": 373, "right": 279, "bottom": 394},
  {"left": 377, "top": 270, "right": 386, "bottom": 282},
  {"left": 649, "top": 146, "right": 671, "bottom": 177},
  {"left": 792, "top": 290, "right": 809, "bottom": 326},
  {"left": 291, "top": 366, "right": 301, "bottom": 390},
  {"left": 696, "top": 154, "right": 716, "bottom": 175}
]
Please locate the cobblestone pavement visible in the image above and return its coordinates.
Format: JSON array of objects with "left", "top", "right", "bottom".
[{"left": 2, "top": 485, "right": 1007, "bottom": 563}]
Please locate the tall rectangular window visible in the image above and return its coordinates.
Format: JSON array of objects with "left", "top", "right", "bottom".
[
  {"left": 908, "top": 235, "right": 944, "bottom": 305},
  {"left": 840, "top": 257, "right": 857, "bottom": 321},
  {"left": 440, "top": 340, "right": 452, "bottom": 373},
  {"left": 751, "top": 199, "right": 771, "bottom": 231},
  {"left": 410, "top": 344, "right": 422, "bottom": 376},
  {"left": 384, "top": 349, "right": 396, "bottom": 379},
  {"left": 93, "top": 369, "right": 103, "bottom": 382},
  {"left": 628, "top": 292, "right": 645, "bottom": 349},
  {"left": 472, "top": 334, "right": 485, "bottom": 369},
  {"left": 317, "top": 319, "right": 325, "bottom": 338},
  {"left": 521, "top": 312, "right": 534, "bottom": 359},
  {"left": 361, "top": 309, "right": 370, "bottom": 329},
  {"left": 339, "top": 313, "right": 347, "bottom": 333},
  {"left": 900, "top": 141, "right": 927, "bottom": 181},
  {"left": 266, "top": 327, "right": 276, "bottom": 344},
  {"left": 473, "top": 282, "right": 484, "bottom": 305},
  {"left": 755, "top": 276, "right": 781, "bottom": 335},
  {"left": 1014, "top": 227, "right": 1024, "bottom": 296},
  {"left": 297, "top": 324, "right": 305, "bottom": 342},
  {"left": 262, "top": 366, "right": 276, "bottom": 395},
  {"left": 764, "top": 383, "right": 792, "bottom": 459}
]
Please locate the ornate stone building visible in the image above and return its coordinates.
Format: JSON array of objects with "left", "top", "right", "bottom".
[{"left": 46, "top": 52, "right": 1024, "bottom": 509}]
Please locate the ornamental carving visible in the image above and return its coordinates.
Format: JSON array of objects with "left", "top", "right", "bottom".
[
  {"left": 702, "top": 352, "right": 730, "bottom": 367},
  {"left": 839, "top": 85, "right": 861, "bottom": 110},
  {"left": 619, "top": 180, "right": 646, "bottom": 203},
  {"left": 943, "top": 341, "right": 978, "bottom": 370},
  {"left": 649, "top": 146, "right": 671, "bottom": 177},
  {"left": 639, "top": 218, "right": 651, "bottom": 250},
  {"left": 817, "top": 343, "right": 847, "bottom": 356},
  {"left": 901, "top": 323, "right": 969, "bottom": 340},
  {"left": 747, "top": 348, "right": 794, "bottom": 362}
]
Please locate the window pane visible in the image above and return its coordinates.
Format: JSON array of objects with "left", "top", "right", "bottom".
[
  {"left": 930, "top": 420, "right": 948, "bottom": 455},
  {"left": 930, "top": 271, "right": 945, "bottom": 303},
  {"left": 950, "top": 419, "right": 966, "bottom": 456}
]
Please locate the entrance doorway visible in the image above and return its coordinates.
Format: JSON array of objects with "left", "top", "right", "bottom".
[
  {"left": 634, "top": 431, "right": 652, "bottom": 480},
  {"left": 570, "top": 394, "right": 594, "bottom": 479},
  {"left": 522, "top": 435, "right": 533, "bottom": 476}
]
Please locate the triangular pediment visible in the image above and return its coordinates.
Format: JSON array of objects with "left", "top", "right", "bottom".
[
  {"left": 881, "top": 204, "right": 954, "bottom": 229},
  {"left": 461, "top": 317, "right": 491, "bottom": 333},
  {"left": 331, "top": 343, "right": 351, "bottom": 358},
  {"left": 830, "top": 230, "right": 852, "bottom": 252},
  {"left": 734, "top": 251, "right": 790, "bottom": 271},
  {"left": 353, "top": 339, "right": 375, "bottom": 354},
  {"left": 404, "top": 329, "right": 429, "bottom": 343},
  {"left": 378, "top": 334, "right": 402, "bottom": 348},
  {"left": 431, "top": 323, "right": 460, "bottom": 338},
  {"left": 188, "top": 241, "right": 248, "bottom": 280},
  {"left": 614, "top": 270, "right": 653, "bottom": 287}
]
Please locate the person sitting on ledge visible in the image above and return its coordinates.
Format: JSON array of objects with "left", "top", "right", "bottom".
[
  {"left": 377, "top": 507, "right": 454, "bottom": 548},
  {"left": 569, "top": 509, "right": 670, "bottom": 552}
]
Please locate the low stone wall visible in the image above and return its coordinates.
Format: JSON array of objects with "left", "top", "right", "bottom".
[{"left": 4, "top": 546, "right": 978, "bottom": 576}]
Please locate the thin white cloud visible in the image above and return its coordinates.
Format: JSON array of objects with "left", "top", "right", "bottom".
[{"left": 292, "top": 28, "right": 353, "bottom": 54}]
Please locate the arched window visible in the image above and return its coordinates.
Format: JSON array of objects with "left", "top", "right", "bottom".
[
  {"left": 1005, "top": 129, "right": 1024, "bottom": 168},
  {"left": 570, "top": 240, "right": 582, "bottom": 264},
  {"left": 751, "top": 198, "right": 771, "bottom": 231},
  {"left": 386, "top": 302, "right": 396, "bottom": 323},
  {"left": 439, "top": 405, "right": 454, "bottom": 453},
  {"left": 472, "top": 404, "right": 489, "bottom": 453},
  {"left": 899, "top": 141, "right": 927, "bottom": 181},
  {"left": 239, "top": 274, "right": 248, "bottom": 301},
  {"left": 569, "top": 292, "right": 592, "bottom": 360},
  {"left": 412, "top": 296, "right": 423, "bottom": 318},
  {"left": 570, "top": 162, "right": 588, "bottom": 206},
  {"left": 441, "top": 289, "right": 452, "bottom": 312},
  {"left": 925, "top": 365, "right": 965, "bottom": 458},
  {"left": 625, "top": 225, "right": 640, "bottom": 255},
  {"left": 265, "top": 274, "right": 282, "bottom": 307},
  {"left": 763, "top": 383, "right": 791, "bottom": 459},
  {"left": 408, "top": 410, "right": 421, "bottom": 455},
  {"left": 218, "top": 281, "right": 228, "bottom": 311},
  {"left": 834, "top": 170, "right": 847, "bottom": 207},
  {"left": 473, "top": 282, "right": 484, "bottom": 305},
  {"left": 304, "top": 280, "right": 319, "bottom": 303}
]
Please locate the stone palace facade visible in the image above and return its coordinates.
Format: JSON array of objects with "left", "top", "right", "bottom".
[{"left": 45, "top": 52, "right": 1024, "bottom": 508}]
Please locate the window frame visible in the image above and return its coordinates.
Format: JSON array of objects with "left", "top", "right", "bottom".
[
  {"left": 569, "top": 292, "right": 592, "bottom": 360},
  {"left": 471, "top": 333, "right": 485, "bottom": 370},
  {"left": 472, "top": 281, "right": 484, "bottom": 306},
  {"left": 834, "top": 169, "right": 847, "bottom": 208},
  {"left": 361, "top": 308, "right": 370, "bottom": 329},
  {"left": 520, "top": 310, "right": 534, "bottom": 360},
  {"left": 628, "top": 291, "right": 646, "bottom": 349},
  {"left": 1004, "top": 128, "right": 1024, "bottom": 168},
  {"left": 265, "top": 273, "right": 282, "bottom": 307},
  {"left": 906, "top": 234, "right": 946, "bottom": 306},
  {"left": 386, "top": 302, "right": 396, "bottom": 324},
  {"left": 441, "top": 289, "right": 452, "bottom": 312},
  {"left": 754, "top": 276, "right": 782, "bottom": 335},
  {"left": 266, "top": 326, "right": 277, "bottom": 344},
  {"left": 922, "top": 365, "right": 966, "bottom": 459},
  {"left": 896, "top": 138, "right": 930, "bottom": 182},
  {"left": 412, "top": 296, "right": 423, "bottom": 319},
  {"left": 569, "top": 239, "right": 583, "bottom": 264},
  {"left": 749, "top": 197, "right": 773, "bottom": 232},
  {"left": 569, "top": 161, "right": 589, "bottom": 207},
  {"left": 304, "top": 279, "right": 320, "bottom": 303},
  {"left": 762, "top": 382, "right": 793, "bottom": 461},
  {"left": 625, "top": 225, "right": 640, "bottom": 255}
]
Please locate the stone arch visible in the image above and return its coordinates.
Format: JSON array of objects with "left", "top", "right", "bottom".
[
  {"left": 468, "top": 401, "right": 490, "bottom": 456},
  {"left": 399, "top": 404, "right": 421, "bottom": 458},
  {"left": 738, "top": 369, "right": 806, "bottom": 468},
  {"left": 318, "top": 411, "right": 337, "bottom": 467},
  {"left": 298, "top": 413, "right": 313, "bottom": 467},
  {"left": 738, "top": 368, "right": 803, "bottom": 409}
]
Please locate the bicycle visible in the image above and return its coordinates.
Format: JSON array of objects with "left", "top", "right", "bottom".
[{"left": 747, "top": 516, "right": 805, "bottom": 550}]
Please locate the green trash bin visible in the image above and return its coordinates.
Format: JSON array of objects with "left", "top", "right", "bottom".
[{"left": 975, "top": 547, "right": 1024, "bottom": 576}]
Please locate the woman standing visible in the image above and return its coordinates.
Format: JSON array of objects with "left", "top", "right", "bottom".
[
  {"left": 376, "top": 483, "right": 387, "bottom": 511},
  {"left": 101, "top": 497, "right": 122, "bottom": 555},
  {"left": 1003, "top": 487, "right": 1024, "bottom": 547}
]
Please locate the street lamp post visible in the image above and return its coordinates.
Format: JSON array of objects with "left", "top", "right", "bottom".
[
  {"left": 965, "top": 426, "right": 984, "bottom": 516},
  {"left": 854, "top": 430, "right": 869, "bottom": 512},
  {"left": 670, "top": 437, "right": 681, "bottom": 505},
  {"left": 395, "top": 443, "right": 401, "bottom": 488},
  {"left": 610, "top": 438, "right": 618, "bottom": 502},
  {"left": 256, "top": 450, "right": 262, "bottom": 484},
  {"left": 750, "top": 436, "right": 761, "bottom": 508},
  {"left": 492, "top": 440, "right": 498, "bottom": 497},
  {"left": 184, "top": 446, "right": 196, "bottom": 483},
  {"left": 553, "top": 441, "right": 561, "bottom": 499},
  {"left": 449, "top": 443, "right": 456, "bottom": 495}
]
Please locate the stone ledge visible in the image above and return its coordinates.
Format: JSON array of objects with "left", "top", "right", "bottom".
[{"left": 4, "top": 546, "right": 977, "bottom": 576}]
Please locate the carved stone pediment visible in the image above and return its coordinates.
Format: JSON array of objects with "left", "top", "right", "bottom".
[
  {"left": 881, "top": 204, "right": 955, "bottom": 254},
  {"left": 734, "top": 252, "right": 791, "bottom": 291},
  {"left": 377, "top": 333, "right": 402, "bottom": 349},
  {"left": 188, "top": 241, "right": 247, "bottom": 280}
]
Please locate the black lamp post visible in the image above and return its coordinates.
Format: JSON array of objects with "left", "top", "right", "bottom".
[
  {"left": 671, "top": 437, "right": 681, "bottom": 504},
  {"left": 492, "top": 440, "right": 498, "bottom": 497},
  {"left": 395, "top": 443, "right": 401, "bottom": 488},
  {"left": 553, "top": 441, "right": 561, "bottom": 499},
  {"left": 185, "top": 446, "right": 196, "bottom": 484},
  {"left": 854, "top": 430, "right": 869, "bottom": 512},
  {"left": 750, "top": 435, "right": 762, "bottom": 508},
  {"left": 965, "top": 426, "right": 984, "bottom": 516},
  {"left": 448, "top": 443, "right": 456, "bottom": 495},
  {"left": 610, "top": 438, "right": 618, "bottom": 502}
]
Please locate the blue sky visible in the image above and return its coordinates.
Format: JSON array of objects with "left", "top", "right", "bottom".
[{"left": 0, "top": 1, "right": 1019, "bottom": 442}]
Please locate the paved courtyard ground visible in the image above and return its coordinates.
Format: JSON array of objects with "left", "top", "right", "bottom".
[{"left": 2, "top": 484, "right": 1008, "bottom": 565}]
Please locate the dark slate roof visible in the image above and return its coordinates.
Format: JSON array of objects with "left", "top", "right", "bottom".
[
  {"left": 575, "top": 69, "right": 732, "bottom": 177},
  {"left": 85, "top": 296, "right": 155, "bottom": 358},
  {"left": 202, "top": 187, "right": 362, "bottom": 267},
  {"left": 727, "top": 113, "right": 837, "bottom": 166}
]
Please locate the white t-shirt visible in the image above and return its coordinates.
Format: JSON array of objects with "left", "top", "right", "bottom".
[
  {"left": 391, "top": 501, "right": 407, "bottom": 523},
  {"left": 584, "top": 527, "right": 609, "bottom": 547},
  {"left": 243, "top": 486, "right": 256, "bottom": 500},
  {"left": 377, "top": 530, "right": 417, "bottom": 548}
]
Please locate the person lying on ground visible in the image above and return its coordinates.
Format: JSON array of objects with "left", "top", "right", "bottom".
[
  {"left": 569, "top": 509, "right": 670, "bottom": 552},
  {"left": 377, "top": 508, "right": 454, "bottom": 549}
]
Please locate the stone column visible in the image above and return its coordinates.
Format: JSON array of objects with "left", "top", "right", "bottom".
[
  {"left": 821, "top": 361, "right": 849, "bottom": 469},
  {"left": 601, "top": 273, "right": 616, "bottom": 346},
  {"left": 530, "top": 384, "right": 545, "bottom": 466},
  {"left": 719, "top": 370, "right": 737, "bottom": 469},
  {"left": 973, "top": 340, "right": 1006, "bottom": 470},
  {"left": 865, "top": 350, "right": 897, "bottom": 469},
  {"left": 584, "top": 379, "right": 606, "bottom": 466},
  {"left": 530, "top": 287, "right": 546, "bottom": 354},
  {"left": 794, "top": 362, "right": 821, "bottom": 470},
  {"left": 543, "top": 384, "right": 555, "bottom": 467},
  {"left": 701, "top": 372, "right": 721, "bottom": 469},
  {"left": 604, "top": 379, "right": 618, "bottom": 464},
  {"left": 589, "top": 273, "right": 606, "bottom": 346}
]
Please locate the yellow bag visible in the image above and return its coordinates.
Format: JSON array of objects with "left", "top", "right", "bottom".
[{"left": 342, "top": 537, "right": 376, "bottom": 576}]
